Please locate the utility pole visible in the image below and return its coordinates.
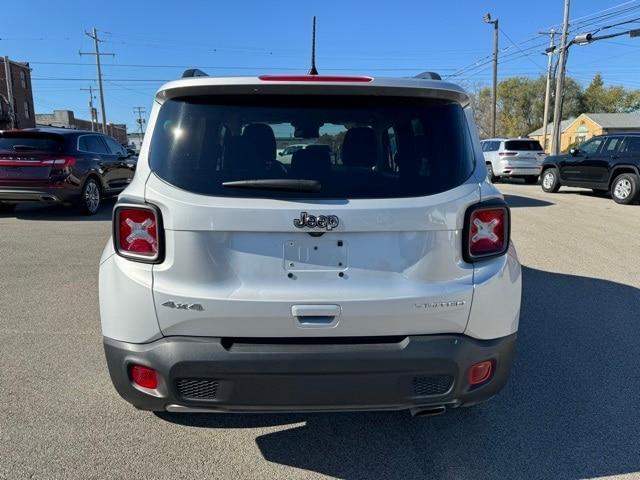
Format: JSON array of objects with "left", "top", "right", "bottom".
[
  {"left": 540, "top": 30, "right": 556, "bottom": 153},
  {"left": 133, "top": 106, "right": 146, "bottom": 136},
  {"left": 551, "top": 0, "right": 571, "bottom": 155},
  {"left": 3, "top": 56, "right": 16, "bottom": 129},
  {"left": 79, "top": 28, "right": 114, "bottom": 134},
  {"left": 80, "top": 86, "right": 97, "bottom": 131},
  {"left": 483, "top": 13, "right": 499, "bottom": 138}
]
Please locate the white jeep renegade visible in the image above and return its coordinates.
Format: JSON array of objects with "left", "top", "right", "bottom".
[{"left": 99, "top": 71, "right": 521, "bottom": 415}]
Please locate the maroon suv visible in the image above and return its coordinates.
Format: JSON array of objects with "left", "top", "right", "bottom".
[{"left": 0, "top": 128, "right": 136, "bottom": 214}]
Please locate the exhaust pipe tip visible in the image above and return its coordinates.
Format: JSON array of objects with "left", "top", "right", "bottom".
[{"left": 410, "top": 405, "right": 447, "bottom": 417}]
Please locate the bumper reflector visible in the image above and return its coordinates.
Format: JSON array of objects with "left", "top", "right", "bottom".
[
  {"left": 130, "top": 365, "right": 158, "bottom": 389},
  {"left": 468, "top": 360, "right": 493, "bottom": 385}
]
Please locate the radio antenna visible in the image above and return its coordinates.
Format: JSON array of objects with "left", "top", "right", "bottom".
[{"left": 308, "top": 16, "right": 319, "bottom": 75}]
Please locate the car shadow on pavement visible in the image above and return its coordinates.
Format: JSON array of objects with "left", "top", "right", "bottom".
[
  {"left": 503, "top": 194, "right": 554, "bottom": 208},
  {"left": 2, "top": 198, "right": 115, "bottom": 222},
  {"left": 158, "top": 266, "right": 640, "bottom": 480}
]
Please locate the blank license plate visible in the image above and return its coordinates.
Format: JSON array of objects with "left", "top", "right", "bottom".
[{"left": 283, "top": 238, "right": 348, "bottom": 272}]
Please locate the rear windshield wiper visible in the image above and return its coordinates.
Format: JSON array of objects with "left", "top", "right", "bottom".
[{"left": 222, "top": 179, "right": 321, "bottom": 192}]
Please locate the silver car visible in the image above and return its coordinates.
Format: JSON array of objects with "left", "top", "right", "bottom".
[{"left": 481, "top": 138, "right": 546, "bottom": 184}]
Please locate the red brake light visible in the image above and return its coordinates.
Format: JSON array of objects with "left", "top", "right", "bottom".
[
  {"left": 258, "top": 75, "right": 373, "bottom": 83},
  {"left": 468, "top": 361, "right": 493, "bottom": 385},
  {"left": 130, "top": 365, "right": 158, "bottom": 389},
  {"left": 464, "top": 203, "right": 510, "bottom": 261},
  {"left": 0, "top": 156, "right": 76, "bottom": 167},
  {"left": 42, "top": 156, "right": 76, "bottom": 166},
  {"left": 114, "top": 205, "right": 162, "bottom": 262}
]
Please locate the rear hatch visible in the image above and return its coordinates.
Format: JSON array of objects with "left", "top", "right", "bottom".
[
  {"left": 0, "top": 131, "right": 65, "bottom": 184},
  {"left": 146, "top": 86, "right": 480, "bottom": 338},
  {"left": 502, "top": 139, "right": 545, "bottom": 166}
]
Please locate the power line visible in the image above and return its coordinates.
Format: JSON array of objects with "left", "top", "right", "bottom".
[
  {"left": 568, "top": 0, "right": 639, "bottom": 24},
  {"left": 499, "top": 27, "right": 546, "bottom": 71},
  {"left": 27, "top": 61, "right": 461, "bottom": 72},
  {"left": 448, "top": 1, "right": 640, "bottom": 81}
]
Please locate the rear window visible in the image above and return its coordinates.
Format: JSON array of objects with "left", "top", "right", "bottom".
[
  {"left": 150, "top": 95, "right": 475, "bottom": 199},
  {"left": 504, "top": 140, "right": 543, "bottom": 151},
  {"left": 0, "top": 133, "right": 63, "bottom": 153}
]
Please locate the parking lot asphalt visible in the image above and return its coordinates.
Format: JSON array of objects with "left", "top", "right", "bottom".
[{"left": 1, "top": 183, "right": 639, "bottom": 480}]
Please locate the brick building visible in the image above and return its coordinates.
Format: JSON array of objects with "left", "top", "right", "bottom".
[
  {"left": 35, "top": 110, "right": 128, "bottom": 144},
  {"left": 0, "top": 57, "right": 36, "bottom": 129}
]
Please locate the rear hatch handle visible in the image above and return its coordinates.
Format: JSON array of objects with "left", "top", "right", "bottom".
[{"left": 292, "top": 304, "right": 341, "bottom": 328}]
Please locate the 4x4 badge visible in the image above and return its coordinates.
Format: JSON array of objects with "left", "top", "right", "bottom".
[
  {"left": 293, "top": 212, "right": 339, "bottom": 230},
  {"left": 161, "top": 301, "right": 204, "bottom": 311}
]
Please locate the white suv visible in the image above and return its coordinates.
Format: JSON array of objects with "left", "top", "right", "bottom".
[
  {"left": 99, "top": 72, "right": 521, "bottom": 416},
  {"left": 481, "top": 138, "right": 546, "bottom": 184}
]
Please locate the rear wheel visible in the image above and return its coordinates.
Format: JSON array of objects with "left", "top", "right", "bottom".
[
  {"left": 524, "top": 176, "right": 539, "bottom": 185},
  {"left": 486, "top": 163, "right": 498, "bottom": 183},
  {"left": 611, "top": 173, "right": 639, "bottom": 205},
  {"left": 541, "top": 168, "right": 560, "bottom": 193},
  {"left": 0, "top": 202, "right": 16, "bottom": 213},
  {"left": 77, "top": 178, "right": 102, "bottom": 215}
]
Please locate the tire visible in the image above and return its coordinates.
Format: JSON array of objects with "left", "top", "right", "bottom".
[
  {"left": 77, "top": 177, "right": 102, "bottom": 215},
  {"left": 0, "top": 202, "right": 16, "bottom": 213},
  {"left": 541, "top": 168, "right": 560, "bottom": 193},
  {"left": 610, "top": 173, "right": 639, "bottom": 205},
  {"left": 524, "top": 176, "right": 539, "bottom": 185},
  {"left": 486, "top": 163, "right": 498, "bottom": 183}
]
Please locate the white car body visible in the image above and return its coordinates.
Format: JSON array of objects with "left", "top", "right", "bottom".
[
  {"left": 481, "top": 138, "right": 546, "bottom": 182},
  {"left": 99, "top": 74, "right": 521, "bottom": 414}
]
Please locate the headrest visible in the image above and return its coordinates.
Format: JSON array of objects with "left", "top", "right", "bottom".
[
  {"left": 241, "top": 123, "right": 276, "bottom": 164},
  {"left": 341, "top": 127, "right": 377, "bottom": 168},
  {"left": 291, "top": 146, "right": 331, "bottom": 178}
]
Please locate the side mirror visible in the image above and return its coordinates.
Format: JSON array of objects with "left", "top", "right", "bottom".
[
  {"left": 570, "top": 148, "right": 580, "bottom": 156},
  {"left": 278, "top": 151, "right": 284, "bottom": 156}
]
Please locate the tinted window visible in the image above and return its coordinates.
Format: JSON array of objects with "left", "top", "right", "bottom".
[
  {"left": 150, "top": 95, "right": 475, "bottom": 199},
  {"left": 103, "top": 136, "right": 125, "bottom": 155},
  {"left": 623, "top": 136, "right": 640, "bottom": 153},
  {"left": 0, "top": 133, "right": 63, "bottom": 152},
  {"left": 602, "top": 137, "right": 623, "bottom": 154},
  {"left": 504, "top": 140, "right": 543, "bottom": 151},
  {"left": 80, "top": 135, "right": 109, "bottom": 154},
  {"left": 580, "top": 137, "right": 604, "bottom": 154}
]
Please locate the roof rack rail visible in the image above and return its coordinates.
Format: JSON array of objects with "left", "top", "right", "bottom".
[
  {"left": 414, "top": 71, "right": 442, "bottom": 80},
  {"left": 182, "top": 68, "right": 208, "bottom": 78}
]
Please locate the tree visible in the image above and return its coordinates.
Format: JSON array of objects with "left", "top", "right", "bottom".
[
  {"left": 560, "top": 77, "right": 585, "bottom": 119},
  {"left": 469, "top": 85, "right": 493, "bottom": 138},
  {"left": 472, "top": 73, "right": 640, "bottom": 139},
  {"left": 497, "top": 77, "right": 546, "bottom": 137},
  {"left": 582, "top": 73, "right": 640, "bottom": 113}
]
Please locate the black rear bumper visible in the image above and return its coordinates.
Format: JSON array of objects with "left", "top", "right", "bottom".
[
  {"left": 104, "top": 333, "right": 517, "bottom": 413},
  {"left": 0, "top": 187, "right": 76, "bottom": 204}
]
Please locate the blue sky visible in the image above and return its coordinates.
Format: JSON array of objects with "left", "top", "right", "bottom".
[{"left": 3, "top": 0, "right": 640, "bottom": 132}]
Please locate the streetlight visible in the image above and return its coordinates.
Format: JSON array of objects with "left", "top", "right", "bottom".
[{"left": 483, "top": 13, "right": 499, "bottom": 138}]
